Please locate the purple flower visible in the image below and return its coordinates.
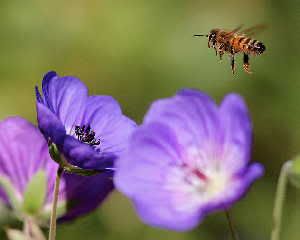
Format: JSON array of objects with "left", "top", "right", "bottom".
[
  {"left": 0, "top": 117, "right": 113, "bottom": 220},
  {"left": 114, "top": 89, "right": 264, "bottom": 231},
  {"left": 35, "top": 71, "right": 136, "bottom": 170}
]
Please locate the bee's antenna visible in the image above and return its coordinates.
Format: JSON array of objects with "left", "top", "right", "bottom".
[{"left": 193, "top": 34, "right": 208, "bottom": 37}]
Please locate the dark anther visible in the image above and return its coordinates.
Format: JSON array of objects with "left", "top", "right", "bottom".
[{"left": 75, "top": 125, "right": 101, "bottom": 146}]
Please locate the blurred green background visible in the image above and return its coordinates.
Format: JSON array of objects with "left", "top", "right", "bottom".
[{"left": 0, "top": 0, "right": 299, "bottom": 239}]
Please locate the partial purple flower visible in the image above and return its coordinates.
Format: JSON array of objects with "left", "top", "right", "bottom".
[
  {"left": 0, "top": 117, "right": 113, "bottom": 220},
  {"left": 35, "top": 71, "right": 136, "bottom": 170},
  {"left": 115, "top": 89, "right": 264, "bottom": 231}
]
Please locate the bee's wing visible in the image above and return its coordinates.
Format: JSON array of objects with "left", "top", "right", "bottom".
[
  {"left": 242, "top": 24, "right": 267, "bottom": 36},
  {"left": 231, "top": 25, "right": 244, "bottom": 33},
  {"left": 223, "top": 25, "right": 244, "bottom": 38}
]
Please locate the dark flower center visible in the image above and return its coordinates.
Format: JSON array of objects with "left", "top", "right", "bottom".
[{"left": 75, "top": 125, "right": 101, "bottom": 146}]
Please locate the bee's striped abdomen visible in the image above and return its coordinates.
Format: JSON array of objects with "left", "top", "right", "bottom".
[
  {"left": 230, "top": 36, "right": 248, "bottom": 52},
  {"left": 240, "top": 38, "right": 251, "bottom": 51},
  {"left": 247, "top": 39, "right": 256, "bottom": 51},
  {"left": 231, "top": 36, "right": 265, "bottom": 55}
]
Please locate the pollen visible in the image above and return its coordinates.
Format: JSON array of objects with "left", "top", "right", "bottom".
[{"left": 74, "top": 125, "right": 101, "bottom": 146}]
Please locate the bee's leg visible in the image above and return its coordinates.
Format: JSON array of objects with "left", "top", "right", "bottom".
[
  {"left": 218, "top": 44, "right": 225, "bottom": 61},
  {"left": 230, "top": 55, "right": 235, "bottom": 74},
  {"left": 243, "top": 53, "right": 252, "bottom": 74},
  {"left": 219, "top": 51, "right": 224, "bottom": 62},
  {"left": 218, "top": 43, "right": 225, "bottom": 51}
]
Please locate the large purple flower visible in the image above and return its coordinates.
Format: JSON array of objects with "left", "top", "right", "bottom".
[
  {"left": 115, "top": 89, "right": 264, "bottom": 231},
  {"left": 35, "top": 71, "right": 136, "bottom": 170},
  {"left": 0, "top": 117, "right": 113, "bottom": 220}
]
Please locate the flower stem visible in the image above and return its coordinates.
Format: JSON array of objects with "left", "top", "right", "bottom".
[
  {"left": 49, "top": 167, "right": 63, "bottom": 240},
  {"left": 225, "top": 210, "right": 239, "bottom": 240},
  {"left": 271, "top": 161, "right": 291, "bottom": 240}
]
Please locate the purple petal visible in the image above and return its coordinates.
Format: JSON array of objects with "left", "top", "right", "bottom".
[
  {"left": 144, "top": 89, "right": 220, "bottom": 154},
  {"left": 36, "top": 102, "right": 66, "bottom": 145},
  {"left": 59, "top": 171, "right": 113, "bottom": 221},
  {"left": 40, "top": 72, "right": 88, "bottom": 134},
  {"left": 115, "top": 122, "right": 182, "bottom": 197},
  {"left": 62, "top": 135, "right": 115, "bottom": 170},
  {"left": 0, "top": 188, "right": 8, "bottom": 205},
  {"left": 77, "top": 96, "right": 136, "bottom": 159},
  {"left": 237, "top": 162, "right": 264, "bottom": 186},
  {"left": 0, "top": 117, "right": 58, "bottom": 200},
  {"left": 35, "top": 86, "right": 43, "bottom": 103},
  {"left": 134, "top": 199, "right": 202, "bottom": 231},
  {"left": 219, "top": 94, "right": 252, "bottom": 173}
]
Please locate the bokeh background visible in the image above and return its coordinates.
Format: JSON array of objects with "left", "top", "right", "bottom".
[{"left": 0, "top": 0, "right": 299, "bottom": 239}]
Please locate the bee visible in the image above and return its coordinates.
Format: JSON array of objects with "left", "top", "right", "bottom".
[{"left": 194, "top": 25, "right": 266, "bottom": 74}]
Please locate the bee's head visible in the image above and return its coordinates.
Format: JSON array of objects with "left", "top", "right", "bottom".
[
  {"left": 208, "top": 29, "right": 219, "bottom": 47},
  {"left": 208, "top": 29, "right": 218, "bottom": 40},
  {"left": 254, "top": 42, "right": 266, "bottom": 55}
]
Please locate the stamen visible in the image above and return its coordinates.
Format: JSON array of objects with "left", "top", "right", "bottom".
[
  {"left": 75, "top": 125, "right": 101, "bottom": 147},
  {"left": 191, "top": 169, "right": 208, "bottom": 181},
  {"left": 182, "top": 163, "right": 208, "bottom": 184}
]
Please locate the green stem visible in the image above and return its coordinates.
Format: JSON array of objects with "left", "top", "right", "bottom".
[
  {"left": 49, "top": 167, "right": 63, "bottom": 240},
  {"left": 271, "top": 161, "right": 291, "bottom": 240},
  {"left": 225, "top": 210, "right": 239, "bottom": 240}
]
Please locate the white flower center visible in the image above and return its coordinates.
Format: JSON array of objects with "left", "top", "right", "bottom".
[{"left": 164, "top": 146, "right": 230, "bottom": 213}]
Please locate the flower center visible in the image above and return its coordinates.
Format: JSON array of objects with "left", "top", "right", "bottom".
[
  {"left": 164, "top": 165, "right": 230, "bottom": 213},
  {"left": 75, "top": 125, "right": 101, "bottom": 146}
]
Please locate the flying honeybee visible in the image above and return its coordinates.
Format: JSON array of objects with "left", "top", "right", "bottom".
[{"left": 194, "top": 25, "right": 266, "bottom": 74}]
